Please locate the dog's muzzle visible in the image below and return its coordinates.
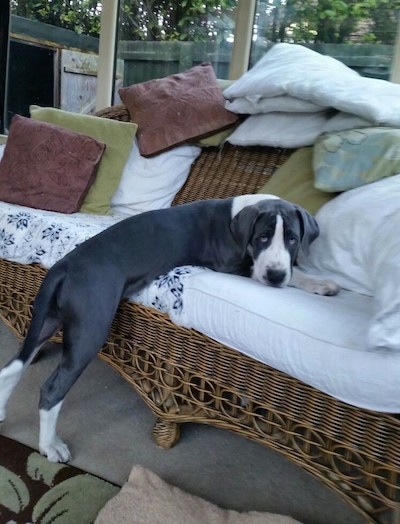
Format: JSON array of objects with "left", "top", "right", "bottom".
[
  {"left": 252, "top": 266, "right": 290, "bottom": 288},
  {"left": 264, "top": 268, "right": 288, "bottom": 287}
]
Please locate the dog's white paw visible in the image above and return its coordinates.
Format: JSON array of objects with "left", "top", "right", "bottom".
[
  {"left": 299, "top": 278, "right": 340, "bottom": 296},
  {"left": 289, "top": 267, "right": 340, "bottom": 296},
  {"left": 309, "top": 279, "right": 341, "bottom": 296},
  {"left": 40, "top": 436, "right": 71, "bottom": 463},
  {"left": 290, "top": 269, "right": 340, "bottom": 296}
]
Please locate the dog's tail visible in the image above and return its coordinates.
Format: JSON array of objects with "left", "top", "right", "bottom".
[{"left": 16, "top": 264, "right": 65, "bottom": 366}]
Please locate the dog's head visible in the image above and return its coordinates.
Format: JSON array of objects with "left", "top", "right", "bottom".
[{"left": 230, "top": 197, "right": 319, "bottom": 288}]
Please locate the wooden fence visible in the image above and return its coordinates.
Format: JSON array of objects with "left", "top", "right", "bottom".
[
  {"left": 118, "top": 40, "right": 233, "bottom": 86},
  {"left": 119, "top": 40, "right": 394, "bottom": 85}
]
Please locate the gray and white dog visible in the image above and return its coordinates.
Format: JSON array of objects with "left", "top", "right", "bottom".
[{"left": 0, "top": 194, "right": 339, "bottom": 462}]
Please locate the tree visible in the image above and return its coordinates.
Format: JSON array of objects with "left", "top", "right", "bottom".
[
  {"left": 10, "top": 1, "right": 236, "bottom": 41},
  {"left": 369, "top": 0, "right": 400, "bottom": 44},
  {"left": 256, "top": 0, "right": 400, "bottom": 44},
  {"left": 11, "top": 0, "right": 101, "bottom": 36},
  {"left": 118, "top": 1, "right": 236, "bottom": 42},
  {"left": 10, "top": 0, "right": 400, "bottom": 44}
]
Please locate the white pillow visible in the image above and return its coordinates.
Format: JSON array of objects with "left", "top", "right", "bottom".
[
  {"left": 226, "top": 112, "right": 330, "bottom": 148},
  {"left": 225, "top": 95, "right": 322, "bottom": 114},
  {"left": 297, "top": 174, "right": 400, "bottom": 351},
  {"left": 0, "top": 144, "right": 5, "bottom": 161},
  {"left": 223, "top": 42, "right": 400, "bottom": 126},
  {"left": 111, "top": 140, "right": 201, "bottom": 216},
  {"left": 226, "top": 112, "right": 374, "bottom": 149}
]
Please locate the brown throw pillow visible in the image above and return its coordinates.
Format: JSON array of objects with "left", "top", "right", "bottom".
[
  {"left": 119, "top": 62, "right": 239, "bottom": 157},
  {"left": 0, "top": 115, "right": 105, "bottom": 213}
]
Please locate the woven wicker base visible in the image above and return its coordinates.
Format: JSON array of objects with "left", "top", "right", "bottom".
[{"left": 0, "top": 106, "right": 399, "bottom": 523}]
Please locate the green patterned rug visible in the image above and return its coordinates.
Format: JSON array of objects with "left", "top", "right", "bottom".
[{"left": 0, "top": 435, "right": 120, "bottom": 523}]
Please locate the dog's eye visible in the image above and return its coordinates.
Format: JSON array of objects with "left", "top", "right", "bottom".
[
  {"left": 259, "top": 235, "right": 269, "bottom": 243},
  {"left": 288, "top": 236, "right": 297, "bottom": 245}
]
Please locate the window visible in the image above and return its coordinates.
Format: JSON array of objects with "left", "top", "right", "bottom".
[
  {"left": 1, "top": 0, "right": 400, "bottom": 132},
  {"left": 1, "top": 1, "right": 101, "bottom": 131},
  {"left": 114, "top": 1, "right": 238, "bottom": 103},
  {"left": 0, "top": 3, "right": 10, "bottom": 132},
  {"left": 251, "top": 0, "right": 400, "bottom": 79}
]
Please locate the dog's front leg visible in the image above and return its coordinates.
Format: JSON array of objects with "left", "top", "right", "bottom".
[
  {"left": 39, "top": 401, "right": 71, "bottom": 462},
  {"left": 290, "top": 267, "right": 340, "bottom": 296}
]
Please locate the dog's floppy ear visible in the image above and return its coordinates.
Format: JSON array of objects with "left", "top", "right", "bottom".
[
  {"left": 295, "top": 206, "right": 319, "bottom": 255},
  {"left": 230, "top": 206, "right": 259, "bottom": 257}
]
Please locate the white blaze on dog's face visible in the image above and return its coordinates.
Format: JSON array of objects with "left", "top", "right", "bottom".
[
  {"left": 250, "top": 213, "right": 300, "bottom": 287},
  {"left": 251, "top": 214, "right": 293, "bottom": 287}
]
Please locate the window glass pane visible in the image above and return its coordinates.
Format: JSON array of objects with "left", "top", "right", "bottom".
[
  {"left": 5, "top": 1, "right": 101, "bottom": 130},
  {"left": 0, "top": 3, "right": 10, "bottom": 133},
  {"left": 114, "top": 1, "right": 237, "bottom": 102},
  {"left": 251, "top": 0, "right": 399, "bottom": 80}
]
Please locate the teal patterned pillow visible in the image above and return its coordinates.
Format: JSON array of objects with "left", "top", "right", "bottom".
[{"left": 313, "top": 127, "right": 400, "bottom": 192}]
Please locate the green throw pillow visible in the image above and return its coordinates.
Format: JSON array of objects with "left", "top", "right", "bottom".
[
  {"left": 258, "top": 147, "right": 336, "bottom": 215},
  {"left": 313, "top": 127, "right": 400, "bottom": 192},
  {"left": 30, "top": 105, "right": 137, "bottom": 215},
  {"left": 195, "top": 126, "right": 237, "bottom": 147}
]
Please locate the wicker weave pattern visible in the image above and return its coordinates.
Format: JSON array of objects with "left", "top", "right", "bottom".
[
  {"left": 102, "top": 300, "right": 400, "bottom": 524},
  {"left": 173, "top": 143, "right": 289, "bottom": 204},
  {"left": 0, "top": 105, "right": 399, "bottom": 524}
]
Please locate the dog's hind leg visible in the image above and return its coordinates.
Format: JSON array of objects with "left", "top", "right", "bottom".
[
  {"left": 38, "top": 312, "right": 115, "bottom": 462},
  {"left": 0, "top": 360, "right": 25, "bottom": 422},
  {"left": 0, "top": 267, "right": 64, "bottom": 422},
  {"left": 0, "top": 315, "right": 60, "bottom": 422}
]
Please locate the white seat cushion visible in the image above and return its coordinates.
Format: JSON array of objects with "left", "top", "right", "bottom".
[{"left": 176, "top": 271, "right": 400, "bottom": 413}]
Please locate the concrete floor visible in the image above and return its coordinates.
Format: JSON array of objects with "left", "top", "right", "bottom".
[{"left": 0, "top": 319, "right": 367, "bottom": 524}]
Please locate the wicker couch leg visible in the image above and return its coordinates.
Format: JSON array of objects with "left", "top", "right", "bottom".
[
  {"left": 392, "top": 505, "right": 400, "bottom": 524},
  {"left": 152, "top": 418, "right": 181, "bottom": 449}
]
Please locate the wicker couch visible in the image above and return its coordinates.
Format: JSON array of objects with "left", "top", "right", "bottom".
[{"left": 0, "top": 104, "right": 399, "bottom": 524}]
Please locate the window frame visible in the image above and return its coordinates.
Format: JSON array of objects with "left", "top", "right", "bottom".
[{"left": 95, "top": 0, "right": 257, "bottom": 111}]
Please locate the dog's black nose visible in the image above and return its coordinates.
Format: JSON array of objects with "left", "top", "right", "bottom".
[{"left": 266, "top": 268, "right": 287, "bottom": 286}]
